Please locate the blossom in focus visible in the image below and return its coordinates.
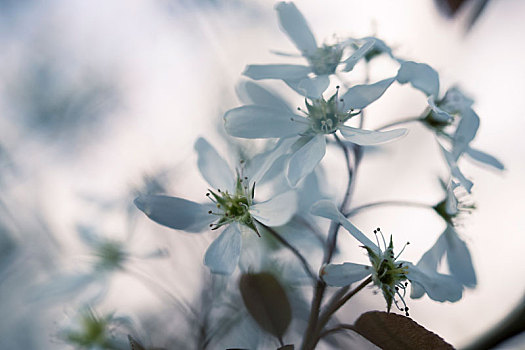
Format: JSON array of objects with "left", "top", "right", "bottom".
[
  {"left": 243, "top": 2, "right": 390, "bottom": 99},
  {"left": 312, "top": 200, "right": 463, "bottom": 311},
  {"left": 134, "top": 137, "right": 297, "bottom": 275},
  {"left": 225, "top": 81, "right": 407, "bottom": 186}
]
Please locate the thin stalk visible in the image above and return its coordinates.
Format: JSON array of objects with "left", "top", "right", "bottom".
[
  {"left": 301, "top": 134, "right": 355, "bottom": 350},
  {"left": 126, "top": 267, "right": 198, "bottom": 319},
  {"left": 345, "top": 200, "right": 433, "bottom": 217},
  {"left": 293, "top": 215, "right": 326, "bottom": 246},
  {"left": 313, "top": 276, "right": 373, "bottom": 345},
  {"left": 325, "top": 134, "right": 354, "bottom": 262},
  {"left": 260, "top": 223, "right": 316, "bottom": 281},
  {"left": 375, "top": 117, "right": 420, "bottom": 131}
]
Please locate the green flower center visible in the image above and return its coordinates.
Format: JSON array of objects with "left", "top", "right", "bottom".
[
  {"left": 365, "top": 228, "right": 410, "bottom": 315},
  {"left": 307, "top": 44, "right": 343, "bottom": 76},
  {"left": 303, "top": 89, "right": 350, "bottom": 134},
  {"left": 95, "top": 241, "right": 127, "bottom": 271},
  {"left": 206, "top": 175, "right": 257, "bottom": 234},
  {"left": 64, "top": 310, "right": 113, "bottom": 348}
]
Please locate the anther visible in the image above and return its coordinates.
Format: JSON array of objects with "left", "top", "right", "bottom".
[
  {"left": 206, "top": 193, "right": 210, "bottom": 196},
  {"left": 217, "top": 189, "right": 221, "bottom": 192},
  {"left": 208, "top": 210, "right": 212, "bottom": 214}
]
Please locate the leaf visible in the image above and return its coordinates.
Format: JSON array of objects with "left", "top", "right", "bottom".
[
  {"left": 353, "top": 311, "right": 454, "bottom": 350},
  {"left": 239, "top": 272, "right": 292, "bottom": 341}
]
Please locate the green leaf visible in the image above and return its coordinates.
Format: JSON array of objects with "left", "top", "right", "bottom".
[
  {"left": 353, "top": 311, "right": 454, "bottom": 350},
  {"left": 239, "top": 272, "right": 292, "bottom": 342}
]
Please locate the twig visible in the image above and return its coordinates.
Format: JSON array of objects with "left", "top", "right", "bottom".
[
  {"left": 260, "top": 223, "right": 316, "bottom": 281},
  {"left": 345, "top": 200, "right": 433, "bottom": 217}
]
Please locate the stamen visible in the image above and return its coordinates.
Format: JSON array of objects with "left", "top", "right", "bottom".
[
  {"left": 376, "top": 228, "right": 387, "bottom": 251},
  {"left": 395, "top": 241, "right": 410, "bottom": 260},
  {"left": 373, "top": 229, "right": 381, "bottom": 250}
]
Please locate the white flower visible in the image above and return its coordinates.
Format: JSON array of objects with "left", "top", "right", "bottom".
[
  {"left": 396, "top": 61, "right": 504, "bottom": 192},
  {"left": 225, "top": 81, "right": 407, "bottom": 186},
  {"left": 243, "top": 2, "right": 384, "bottom": 99},
  {"left": 134, "top": 137, "right": 297, "bottom": 275},
  {"left": 411, "top": 180, "right": 477, "bottom": 296},
  {"left": 33, "top": 225, "right": 167, "bottom": 304},
  {"left": 311, "top": 200, "right": 463, "bottom": 312},
  {"left": 59, "top": 307, "right": 131, "bottom": 350}
]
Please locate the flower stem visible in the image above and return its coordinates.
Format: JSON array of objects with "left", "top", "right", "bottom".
[
  {"left": 345, "top": 200, "right": 433, "bottom": 217},
  {"left": 302, "top": 134, "right": 356, "bottom": 350},
  {"left": 375, "top": 117, "right": 421, "bottom": 131},
  {"left": 315, "top": 276, "right": 373, "bottom": 335},
  {"left": 260, "top": 223, "right": 316, "bottom": 281},
  {"left": 303, "top": 276, "right": 373, "bottom": 349}
]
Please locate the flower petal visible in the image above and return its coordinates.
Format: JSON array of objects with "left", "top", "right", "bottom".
[
  {"left": 243, "top": 64, "right": 311, "bottom": 80},
  {"left": 275, "top": 1, "right": 318, "bottom": 54},
  {"left": 321, "top": 262, "right": 371, "bottom": 287},
  {"left": 287, "top": 134, "right": 326, "bottom": 186},
  {"left": 250, "top": 190, "right": 297, "bottom": 227},
  {"left": 396, "top": 61, "right": 440, "bottom": 97},
  {"left": 285, "top": 75, "right": 330, "bottom": 99},
  {"left": 405, "top": 262, "right": 463, "bottom": 302},
  {"left": 236, "top": 80, "right": 292, "bottom": 112},
  {"left": 224, "top": 105, "right": 309, "bottom": 139},
  {"left": 444, "top": 226, "right": 477, "bottom": 288},
  {"left": 246, "top": 137, "right": 296, "bottom": 184},
  {"left": 440, "top": 144, "right": 473, "bottom": 193},
  {"left": 194, "top": 137, "right": 234, "bottom": 191},
  {"left": 428, "top": 97, "right": 452, "bottom": 123},
  {"left": 362, "top": 36, "right": 394, "bottom": 58},
  {"left": 465, "top": 147, "right": 505, "bottom": 170},
  {"left": 76, "top": 225, "right": 104, "bottom": 248},
  {"left": 134, "top": 195, "right": 214, "bottom": 233},
  {"left": 204, "top": 223, "right": 242, "bottom": 275},
  {"left": 440, "top": 87, "right": 474, "bottom": 113},
  {"left": 339, "top": 125, "right": 407, "bottom": 146},
  {"left": 415, "top": 230, "right": 448, "bottom": 273},
  {"left": 311, "top": 200, "right": 379, "bottom": 251},
  {"left": 343, "top": 39, "right": 375, "bottom": 72},
  {"left": 452, "top": 108, "right": 479, "bottom": 158},
  {"left": 340, "top": 77, "right": 395, "bottom": 110}
]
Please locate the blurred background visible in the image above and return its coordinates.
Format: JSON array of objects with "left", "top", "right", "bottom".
[{"left": 0, "top": 0, "right": 523, "bottom": 348}]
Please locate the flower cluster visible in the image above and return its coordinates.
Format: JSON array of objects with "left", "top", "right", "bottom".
[{"left": 125, "top": 1, "right": 504, "bottom": 348}]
